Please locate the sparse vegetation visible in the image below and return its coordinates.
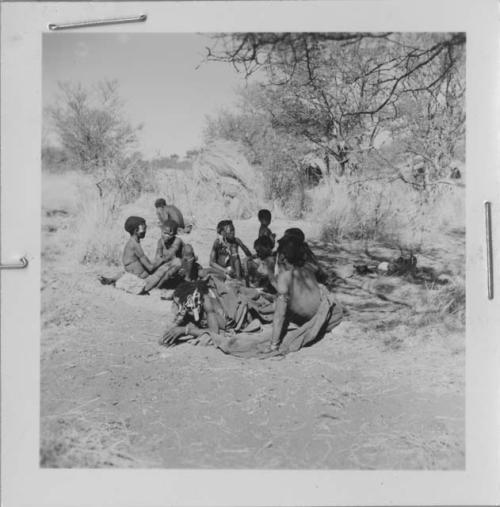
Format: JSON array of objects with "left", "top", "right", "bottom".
[
  {"left": 40, "top": 415, "right": 154, "bottom": 468},
  {"left": 41, "top": 32, "right": 465, "bottom": 469}
]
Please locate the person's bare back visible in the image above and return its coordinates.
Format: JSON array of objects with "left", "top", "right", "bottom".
[
  {"left": 268, "top": 233, "right": 326, "bottom": 351},
  {"left": 286, "top": 266, "right": 321, "bottom": 324}
]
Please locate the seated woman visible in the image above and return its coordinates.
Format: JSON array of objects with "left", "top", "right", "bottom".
[{"left": 201, "top": 220, "right": 253, "bottom": 283}]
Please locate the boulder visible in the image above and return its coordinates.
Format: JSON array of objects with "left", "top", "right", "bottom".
[{"left": 192, "top": 140, "right": 264, "bottom": 219}]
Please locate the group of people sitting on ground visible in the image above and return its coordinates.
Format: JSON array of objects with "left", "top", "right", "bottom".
[
  {"left": 99, "top": 198, "right": 197, "bottom": 294},
  {"left": 100, "top": 198, "right": 343, "bottom": 357}
]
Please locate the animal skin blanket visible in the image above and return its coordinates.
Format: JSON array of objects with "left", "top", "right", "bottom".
[
  {"left": 210, "top": 284, "right": 343, "bottom": 358},
  {"left": 206, "top": 277, "right": 274, "bottom": 330}
]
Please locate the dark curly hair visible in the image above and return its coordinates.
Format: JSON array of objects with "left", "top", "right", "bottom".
[
  {"left": 124, "top": 216, "right": 145, "bottom": 235},
  {"left": 173, "top": 280, "right": 209, "bottom": 305},
  {"left": 216, "top": 219, "right": 230, "bottom": 235},
  {"left": 277, "top": 234, "right": 307, "bottom": 267},
  {"left": 283, "top": 227, "right": 305, "bottom": 242},
  {"left": 258, "top": 209, "right": 272, "bottom": 223},
  {"left": 155, "top": 198, "right": 167, "bottom": 208},
  {"left": 254, "top": 236, "right": 274, "bottom": 259}
]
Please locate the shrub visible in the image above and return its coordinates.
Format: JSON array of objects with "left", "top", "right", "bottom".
[
  {"left": 313, "top": 175, "right": 465, "bottom": 251},
  {"left": 75, "top": 194, "right": 123, "bottom": 266},
  {"left": 96, "top": 155, "right": 159, "bottom": 208},
  {"left": 432, "top": 276, "right": 465, "bottom": 321}
]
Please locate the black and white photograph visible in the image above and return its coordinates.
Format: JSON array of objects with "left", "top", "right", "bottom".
[{"left": 39, "top": 30, "right": 467, "bottom": 470}]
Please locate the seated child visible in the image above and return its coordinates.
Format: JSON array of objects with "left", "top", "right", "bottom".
[
  {"left": 207, "top": 219, "right": 253, "bottom": 281},
  {"left": 257, "top": 209, "right": 276, "bottom": 248},
  {"left": 155, "top": 219, "right": 198, "bottom": 282},
  {"left": 252, "top": 235, "right": 277, "bottom": 293},
  {"left": 155, "top": 197, "right": 192, "bottom": 233}
]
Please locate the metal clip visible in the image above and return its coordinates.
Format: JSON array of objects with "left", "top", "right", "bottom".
[
  {"left": 485, "top": 201, "right": 494, "bottom": 299},
  {"left": 48, "top": 14, "right": 147, "bottom": 31},
  {"left": 0, "top": 256, "right": 29, "bottom": 270}
]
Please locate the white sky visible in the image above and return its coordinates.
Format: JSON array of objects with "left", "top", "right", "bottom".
[{"left": 43, "top": 33, "right": 253, "bottom": 158}]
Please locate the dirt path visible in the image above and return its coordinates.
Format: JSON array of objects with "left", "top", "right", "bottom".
[{"left": 40, "top": 218, "right": 464, "bottom": 469}]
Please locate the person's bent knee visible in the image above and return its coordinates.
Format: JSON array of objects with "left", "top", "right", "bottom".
[
  {"left": 203, "top": 296, "right": 215, "bottom": 313},
  {"left": 183, "top": 243, "right": 194, "bottom": 257},
  {"left": 157, "top": 263, "right": 171, "bottom": 275}
]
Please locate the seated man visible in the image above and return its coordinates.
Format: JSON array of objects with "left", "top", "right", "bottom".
[
  {"left": 284, "top": 227, "right": 328, "bottom": 284},
  {"left": 266, "top": 234, "right": 335, "bottom": 351},
  {"left": 100, "top": 216, "right": 181, "bottom": 295},
  {"left": 155, "top": 219, "right": 198, "bottom": 282},
  {"left": 155, "top": 197, "right": 192, "bottom": 233},
  {"left": 208, "top": 233, "right": 343, "bottom": 358}
]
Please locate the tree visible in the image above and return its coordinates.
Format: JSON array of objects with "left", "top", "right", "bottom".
[
  {"left": 185, "top": 149, "right": 201, "bottom": 160},
  {"left": 204, "top": 86, "right": 311, "bottom": 215},
  {"left": 205, "top": 33, "right": 465, "bottom": 180},
  {"left": 50, "top": 80, "right": 142, "bottom": 197}
]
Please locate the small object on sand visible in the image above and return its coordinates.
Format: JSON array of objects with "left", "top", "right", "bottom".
[
  {"left": 437, "top": 273, "right": 452, "bottom": 285},
  {"left": 98, "top": 275, "right": 115, "bottom": 286},
  {"left": 355, "top": 264, "right": 369, "bottom": 275},
  {"left": 388, "top": 254, "right": 417, "bottom": 276},
  {"left": 354, "top": 264, "right": 377, "bottom": 275},
  {"left": 377, "top": 261, "right": 390, "bottom": 273},
  {"left": 333, "top": 263, "right": 354, "bottom": 279}
]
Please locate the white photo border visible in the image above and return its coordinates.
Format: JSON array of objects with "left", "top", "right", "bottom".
[{"left": 1, "top": 1, "right": 499, "bottom": 506}]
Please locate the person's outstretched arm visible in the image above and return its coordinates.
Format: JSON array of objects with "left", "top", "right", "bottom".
[
  {"left": 159, "top": 321, "right": 208, "bottom": 347},
  {"left": 134, "top": 241, "right": 158, "bottom": 273},
  {"left": 269, "top": 270, "right": 291, "bottom": 350},
  {"left": 236, "top": 238, "right": 253, "bottom": 258},
  {"left": 162, "top": 237, "right": 183, "bottom": 263},
  {"left": 153, "top": 238, "right": 165, "bottom": 267}
]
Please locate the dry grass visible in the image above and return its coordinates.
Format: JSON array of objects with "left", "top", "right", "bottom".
[
  {"left": 40, "top": 204, "right": 465, "bottom": 470},
  {"left": 310, "top": 176, "right": 464, "bottom": 252},
  {"left": 40, "top": 414, "right": 156, "bottom": 468},
  {"left": 42, "top": 158, "right": 268, "bottom": 266},
  {"left": 428, "top": 276, "right": 466, "bottom": 325}
]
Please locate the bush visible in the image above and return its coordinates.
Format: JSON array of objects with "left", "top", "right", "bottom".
[
  {"left": 75, "top": 193, "right": 123, "bottom": 266},
  {"left": 96, "top": 155, "right": 159, "bottom": 208},
  {"left": 313, "top": 175, "right": 465, "bottom": 251},
  {"left": 432, "top": 276, "right": 465, "bottom": 319},
  {"left": 50, "top": 81, "right": 140, "bottom": 173}
]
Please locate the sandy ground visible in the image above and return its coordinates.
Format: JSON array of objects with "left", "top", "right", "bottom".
[{"left": 40, "top": 215, "right": 465, "bottom": 469}]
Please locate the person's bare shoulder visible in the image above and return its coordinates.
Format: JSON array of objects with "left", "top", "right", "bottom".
[
  {"left": 171, "top": 237, "right": 183, "bottom": 251},
  {"left": 276, "top": 269, "right": 292, "bottom": 295},
  {"left": 123, "top": 237, "right": 135, "bottom": 254},
  {"left": 132, "top": 240, "right": 145, "bottom": 257}
]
